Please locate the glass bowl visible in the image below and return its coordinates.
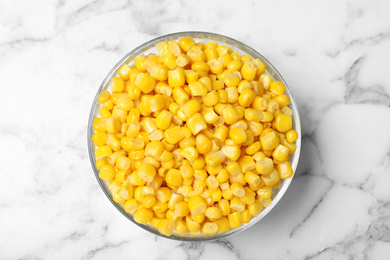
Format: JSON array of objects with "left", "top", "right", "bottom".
[{"left": 87, "top": 31, "right": 301, "bottom": 241}]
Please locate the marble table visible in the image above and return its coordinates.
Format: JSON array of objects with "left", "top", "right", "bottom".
[{"left": 1, "top": 0, "right": 389, "bottom": 259}]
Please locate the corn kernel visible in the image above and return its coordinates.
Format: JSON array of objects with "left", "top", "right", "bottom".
[
  {"left": 260, "top": 130, "right": 280, "bottom": 150},
  {"left": 138, "top": 163, "right": 156, "bottom": 183},
  {"left": 221, "top": 145, "right": 241, "bottom": 161},
  {"left": 229, "top": 127, "right": 247, "bottom": 144},
  {"left": 188, "top": 195, "right": 207, "bottom": 215},
  {"left": 187, "top": 113, "right": 207, "bottom": 135},
  {"left": 99, "top": 164, "right": 115, "bottom": 181},
  {"left": 228, "top": 212, "right": 243, "bottom": 229},
  {"left": 222, "top": 105, "right": 240, "bottom": 125},
  {"left": 134, "top": 207, "right": 154, "bottom": 224},
  {"left": 277, "top": 161, "right": 293, "bottom": 179}
]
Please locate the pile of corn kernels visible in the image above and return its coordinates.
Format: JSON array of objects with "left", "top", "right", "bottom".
[{"left": 92, "top": 36, "right": 298, "bottom": 236}]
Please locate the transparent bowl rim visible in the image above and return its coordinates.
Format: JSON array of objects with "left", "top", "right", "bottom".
[{"left": 87, "top": 31, "right": 302, "bottom": 242}]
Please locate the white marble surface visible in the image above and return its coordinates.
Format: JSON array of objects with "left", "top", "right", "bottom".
[{"left": 1, "top": 0, "right": 390, "bottom": 259}]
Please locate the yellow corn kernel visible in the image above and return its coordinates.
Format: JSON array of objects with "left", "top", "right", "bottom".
[
  {"left": 214, "top": 125, "right": 228, "bottom": 142},
  {"left": 187, "top": 81, "right": 206, "bottom": 96},
  {"left": 157, "top": 219, "right": 174, "bottom": 236},
  {"left": 216, "top": 169, "right": 229, "bottom": 183},
  {"left": 111, "top": 77, "right": 125, "bottom": 92},
  {"left": 165, "top": 169, "right": 182, "bottom": 188},
  {"left": 175, "top": 219, "right": 189, "bottom": 234},
  {"left": 273, "top": 144, "right": 290, "bottom": 162},
  {"left": 256, "top": 157, "right": 274, "bottom": 175},
  {"left": 240, "top": 187, "right": 256, "bottom": 205},
  {"left": 193, "top": 169, "right": 207, "bottom": 182},
  {"left": 205, "top": 151, "right": 226, "bottom": 167},
  {"left": 168, "top": 41, "right": 181, "bottom": 56},
  {"left": 241, "top": 209, "right": 251, "bottom": 223},
  {"left": 205, "top": 207, "right": 223, "bottom": 221},
  {"left": 212, "top": 217, "right": 228, "bottom": 234},
  {"left": 186, "top": 47, "right": 205, "bottom": 63},
  {"left": 221, "top": 187, "right": 234, "bottom": 200},
  {"left": 180, "top": 146, "right": 198, "bottom": 162},
  {"left": 145, "top": 140, "right": 164, "bottom": 159},
  {"left": 277, "top": 161, "right": 293, "bottom": 179},
  {"left": 204, "top": 47, "right": 218, "bottom": 61},
  {"left": 161, "top": 52, "right": 176, "bottom": 70},
  {"left": 167, "top": 194, "right": 184, "bottom": 211},
  {"left": 92, "top": 132, "right": 107, "bottom": 147},
  {"left": 248, "top": 122, "right": 263, "bottom": 137},
  {"left": 95, "top": 145, "right": 113, "bottom": 160},
  {"left": 260, "top": 130, "right": 280, "bottom": 150},
  {"left": 124, "top": 198, "right": 139, "bottom": 214},
  {"left": 237, "top": 155, "right": 256, "bottom": 172},
  {"left": 251, "top": 58, "right": 265, "bottom": 75},
  {"left": 99, "top": 164, "right": 115, "bottom": 181},
  {"left": 93, "top": 118, "right": 107, "bottom": 132},
  {"left": 252, "top": 97, "right": 267, "bottom": 112},
  {"left": 202, "top": 107, "right": 218, "bottom": 124},
  {"left": 223, "top": 73, "right": 240, "bottom": 88},
  {"left": 164, "top": 126, "right": 185, "bottom": 144},
  {"left": 153, "top": 111, "right": 172, "bottom": 131},
  {"left": 177, "top": 36, "right": 195, "bottom": 52},
  {"left": 212, "top": 80, "right": 223, "bottom": 91},
  {"left": 126, "top": 121, "right": 141, "bottom": 138},
  {"left": 188, "top": 195, "right": 207, "bottom": 215},
  {"left": 228, "top": 212, "right": 243, "bottom": 229},
  {"left": 226, "top": 87, "right": 238, "bottom": 103},
  {"left": 172, "top": 87, "right": 189, "bottom": 106},
  {"left": 201, "top": 91, "right": 219, "bottom": 107},
  {"left": 127, "top": 108, "right": 140, "bottom": 123},
  {"left": 150, "top": 217, "right": 161, "bottom": 228},
  {"left": 249, "top": 199, "right": 263, "bottom": 217},
  {"left": 270, "top": 81, "right": 286, "bottom": 95},
  {"left": 241, "top": 60, "right": 257, "bottom": 81},
  {"left": 227, "top": 59, "right": 242, "bottom": 72},
  {"left": 222, "top": 105, "right": 240, "bottom": 125},
  {"left": 190, "top": 62, "right": 209, "bottom": 73},
  {"left": 192, "top": 134, "right": 210, "bottom": 155},
  {"left": 229, "top": 128, "right": 247, "bottom": 144},
  {"left": 186, "top": 216, "right": 201, "bottom": 233},
  {"left": 134, "top": 54, "right": 147, "bottom": 72},
  {"left": 259, "top": 73, "right": 273, "bottom": 89},
  {"left": 96, "top": 158, "right": 106, "bottom": 170},
  {"left": 168, "top": 68, "right": 185, "bottom": 88},
  {"left": 183, "top": 70, "right": 198, "bottom": 84},
  {"left": 201, "top": 222, "right": 218, "bottom": 235},
  {"left": 138, "top": 163, "right": 156, "bottom": 183},
  {"left": 188, "top": 153, "right": 203, "bottom": 168},
  {"left": 115, "top": 155, "right": 130, "bottom": 170},
  {"left": 134, "top": 207, "right": 153, "bottom": 224},
  {"left": 97, "top": 90, "right": 111, "bottom": 104},
  {"left": 230, "top": 196, "right": 246, "bottom": 212},
  {"left": 156, "top": 41, "right": 169, "bottom": 56},
  {"left": 286, "top": 130, "right": 298, "bottom": 143},
  {"left": 128, "top": 171, "right": 145, "bottom": 186},
  {"left": 154, "top": 187, "right": 171, "bottom": 203},
  {"left": 230, "top": 181, "right": 245, "bottom": 197},
  {"left": 176, "top": 53, "right": 190, "bottom": 67},
  {"left": 180, "top": 100, "right": 201, "bottom": 120},
  {"left": 274, "top": 94, "right": 290, "bottom": 108},
  {"left": 134, "top": 73, "right": 156, "bottom": 94},
  {"left": 150, "top": 64, "right": 168, "bottom": 81},
  {"left": 173, "top": 201, "right": 190, "bottom": 217},
  {"left": 275, "top": 114, "right": 292, "bottom": 133},
  {"left": 244, "top": 108, "right": 263, "bottom": 122},
  {"left": 244, "top": 171, "right": 261, "bottom": 187},
  {"left": 103, "top": 99, "right": 114, "bottom": 111},
  {"left": 187, "top": 113, "right": 207, "bottom": 135},
  {"left": 237, "top": 89, "right": 255, "bottom": 108},
  {"left": 242, "top": 130, "right": 254, "bottom": 147},
  {"left": 143, "top": 195, "right": 157, "bottom": 208},
  {"left": 245, "top": 142, "right": 261, "bottom": 155},
  {"left": 261, "top": 169, "right": 280, "bottom": 187},
  {"left": 99, "top": 107, "right": 111, "bottom": 119},
  {"left": 257, "top": 186, "right": 273, "bottom": 199},
  {"left": 208, "top": 59, "right": 224, "bottom": 75},
  {"left": 221, "top": 145, "right": 241, "bottom": 161}
]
